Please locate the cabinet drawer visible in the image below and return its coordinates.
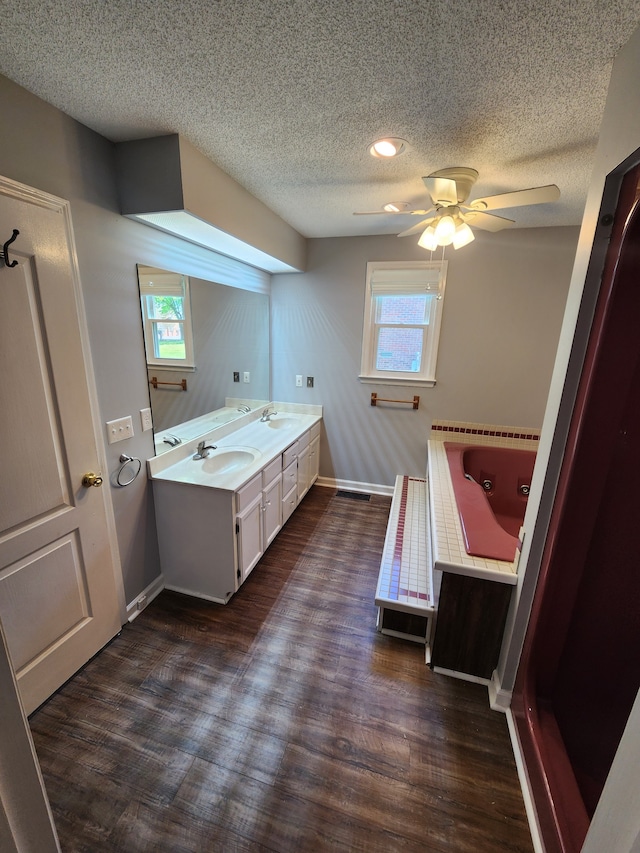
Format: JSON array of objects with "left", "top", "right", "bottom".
[
  {"left": 282, "top": 440, "right": 299, "bottom": 468},
  {"left": 282, "top": 459, "right": 298, "bottom": 492},
  {"left": 262, "top": 456, "right": 282, "bottom": 487},
  {"left": 282, "top": 483, "right": 298, "bottom": 524},
  {"left": 309, "top": 421, "right": 321, "bottom": 442},
  {"left": 236, "top": 473, "right": 262, "bottom": 513}
]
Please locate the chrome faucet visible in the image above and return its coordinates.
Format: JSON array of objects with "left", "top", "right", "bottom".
[
  {"left": 163, "top": 434, "right": 182, "bottom": 447},
  {"left": 237, "top": 404, "right": 251, "bottom": 413},
  {"left": 260, "top": 407, "right": 278, "bottom": 422},
  {"left": 193, "top": 440, "right": 217, "bottom": 459}
]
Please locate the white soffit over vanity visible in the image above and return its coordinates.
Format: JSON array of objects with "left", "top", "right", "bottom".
[{"left": 115, "top": 134, "right": 307, "bottom": 274}]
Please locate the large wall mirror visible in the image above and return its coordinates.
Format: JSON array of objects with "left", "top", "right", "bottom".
[{"left": 137, "top": 265, "right": 270, "bottom": 453}]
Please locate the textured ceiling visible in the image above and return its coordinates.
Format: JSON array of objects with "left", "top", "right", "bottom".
[{"left": 2, "top": 1, "right": 640, "bottom": 238}]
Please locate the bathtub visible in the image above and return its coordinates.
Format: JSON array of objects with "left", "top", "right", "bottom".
[{"left": 444, "top": 443, "right": 536, "bottom": 562}]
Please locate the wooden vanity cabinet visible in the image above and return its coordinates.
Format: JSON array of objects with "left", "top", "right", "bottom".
[{"left": 430, "top": 572, "right": 513, "bottom": 680}]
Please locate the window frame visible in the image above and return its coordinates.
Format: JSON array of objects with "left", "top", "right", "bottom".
[
  {"left": 138, "top": 269, "right": 195, "bottom": 369},
  {"left": 359, "top": 260, "right": 447, "bottom": 387}
]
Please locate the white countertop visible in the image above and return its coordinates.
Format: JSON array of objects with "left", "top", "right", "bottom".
[{"left": 149, "top": 406, "right": 321, "bottom": 493}]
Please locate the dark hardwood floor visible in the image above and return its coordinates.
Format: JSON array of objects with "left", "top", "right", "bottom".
[{"left": 29, "top": 486, "right": 533, "bottom": 852}]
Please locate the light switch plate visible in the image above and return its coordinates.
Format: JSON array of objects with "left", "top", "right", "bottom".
[
  {"left": 296, "top": 375, "right": 303, "bottom": 387},
  {"left": 140, "top": 408, "right": 153, "bottom": 432},
  {"left": 106, "top": 415, "right": 134, "bottom": 444},
  {"left": 306, "top": 376, "right": 314, "bottom": 388},
  {"left": 243, "top": 371, "right": 250, "bottom": 383}
]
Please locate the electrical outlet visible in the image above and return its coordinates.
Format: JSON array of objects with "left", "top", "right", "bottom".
[
  {"left": 140, "top": 407, "right": 153, "bottom": 432},
  {"left": 243, "top": 371, "right": 250, "bottom": 383},
  {"left": 233, "top": 371, "right": 240, "bottom": 382},
  {"left": 296, "top": 374, "right": 303, "bottom": 387},
  {"left": 106, "top": 415, "right": 134, "bottom": 444},
  {"left": 307, "top": 376, "right": 314, "bottom": 388}
]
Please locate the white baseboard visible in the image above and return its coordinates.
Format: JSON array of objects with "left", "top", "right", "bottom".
[
  {"left": 489, "top": 669, "right": 513, "bottom": 712},
  {"left": 506, "top": 709, "right": 545, "bottom": 853},
  {"left": 126, "top": 574, "right": 165, "bottom": 622},
  {"left": 315, "top": 476, "right": 394, "bottom": 497},
  {"left": 163, "top": 583, "right": 228, "bottom": 605},
  {"left": 432, "top": 666, "right": 490, "bottom": 686}
]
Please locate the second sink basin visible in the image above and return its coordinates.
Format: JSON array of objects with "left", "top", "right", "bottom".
[
  {"left": 265, "top": 417, "right": 299, "bottom": 430},
  {"left": 201, "top": 447, "right": 261, "bottom": 475}
]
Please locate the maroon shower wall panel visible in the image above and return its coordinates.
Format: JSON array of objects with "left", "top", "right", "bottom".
[{"left": 512, "top": 162, "right": 640, "bottom": 853}]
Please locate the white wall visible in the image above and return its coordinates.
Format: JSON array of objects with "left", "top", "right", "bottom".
[{"left": 272, "top": 228, "right": 577, "bottom": 488}]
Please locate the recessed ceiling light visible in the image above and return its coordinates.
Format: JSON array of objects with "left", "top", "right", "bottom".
[
  {"left": 369, "top": 138, "right": 407, "bottom": 158},
  {"left": 383, "top": 202, "right": 411, "bottom": 212}
]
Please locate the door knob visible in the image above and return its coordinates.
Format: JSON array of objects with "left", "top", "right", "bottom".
[{"left": 82, "top": 472, "right": 103, "bottom": 488}]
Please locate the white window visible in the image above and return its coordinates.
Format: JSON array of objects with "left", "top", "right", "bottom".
[
  {"left": 360, "top": 261, "right": 447, "bottom": 386},
  {"left": 138, "top": 267, "right": 195, "bottom": 368}
]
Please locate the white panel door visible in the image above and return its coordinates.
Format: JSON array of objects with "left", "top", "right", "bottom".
[{"left": 0, "top": 176, "right": 123, "bottom": 715}]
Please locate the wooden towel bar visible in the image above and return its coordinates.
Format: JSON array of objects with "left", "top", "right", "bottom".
[
  {"left": 150, "top": 377, "right": 187, "bottom": 391},
  {"left": 371, "top": 392, "right": 419, "bottom": 409}
]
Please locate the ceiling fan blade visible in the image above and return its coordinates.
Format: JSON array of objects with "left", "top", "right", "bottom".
[
  {"left": 423, "top": 176, "right": 458, "bottom": 206},
  {"left": 398, "top": 216, "right": 436, "bottom": 238},
  {"left": 469, "top": 184, "right": 560, "bottom": 211},
  {"left": 353, "top": 208, "right": 433, "bottom": 216},
  {"left": 464, "top": 211, "right": 516, "bottom": 232}
]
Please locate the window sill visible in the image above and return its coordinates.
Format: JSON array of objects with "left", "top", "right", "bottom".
[
  {"left": 358, "top": 375, "right": 436, "bottom": 388},
  {"left": 146, "top": 364, "right": 197, "bottom": 372}
]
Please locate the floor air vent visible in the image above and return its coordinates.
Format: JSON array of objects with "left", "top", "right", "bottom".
[{"left": 336, "top": 490, "right": 370, "bottom": 501}]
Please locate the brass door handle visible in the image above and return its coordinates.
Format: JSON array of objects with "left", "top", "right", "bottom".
[{"left": 82, "top": 472, "right": 103, "bottom": 488}]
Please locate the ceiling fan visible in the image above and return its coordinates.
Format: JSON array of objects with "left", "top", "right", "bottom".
[{"left": 355, "top": 167, "right": 560, "bottom": 250}]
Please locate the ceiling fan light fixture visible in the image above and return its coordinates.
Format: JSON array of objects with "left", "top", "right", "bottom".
[
  {"left": 417, "top": 225, "right": 438, "bottom": 251},
  {"left": 434, "top": 214, "right": 456, "bottom": 245},
  {"left": 369, "top": 137, "right": 407, "bottom": 158},
  {"left": 453, "top": 221, "right": 475, "bottom": 249}
]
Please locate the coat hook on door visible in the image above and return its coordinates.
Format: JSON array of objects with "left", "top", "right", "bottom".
[{"left": 1, "top": 229, "right": 19, "bottom": 268}]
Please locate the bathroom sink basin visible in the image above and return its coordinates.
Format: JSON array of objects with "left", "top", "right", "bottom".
[
  {"left": 265, "top": 417, "right": 299, "bottom": 430},
  {"left": 201, "top": 447, "right": 260, "bottom": 475}
]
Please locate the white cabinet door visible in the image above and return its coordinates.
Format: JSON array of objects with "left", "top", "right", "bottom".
[
  {"left": 262, "top": 474, "right": 282, "bottom": 549},
  {"left": 308, "top": 435, "right": 320, "bottom": 486},
  {"left": 297, "top": 444, "right": 310, "bottom": 502},
  {"left": 237, "top": 492, "right": 263, "bottom": 583}
]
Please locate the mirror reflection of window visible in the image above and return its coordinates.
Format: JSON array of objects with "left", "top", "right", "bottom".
[{"left": 138, "top": 267, "right": 195, "bottom": 368}]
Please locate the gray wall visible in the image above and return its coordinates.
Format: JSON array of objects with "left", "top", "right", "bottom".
[
  {"left": 1, "top": 71, "right": 576, "bottom": 605},
  {"left": 1, "top": 75, "right": 161, "bottom": 605},
  {"left": 1, "top": 74, "right": 264, "bottom": 604},
  {"left": 272, "top": 228, "right": 577, "bottom": 488}
]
